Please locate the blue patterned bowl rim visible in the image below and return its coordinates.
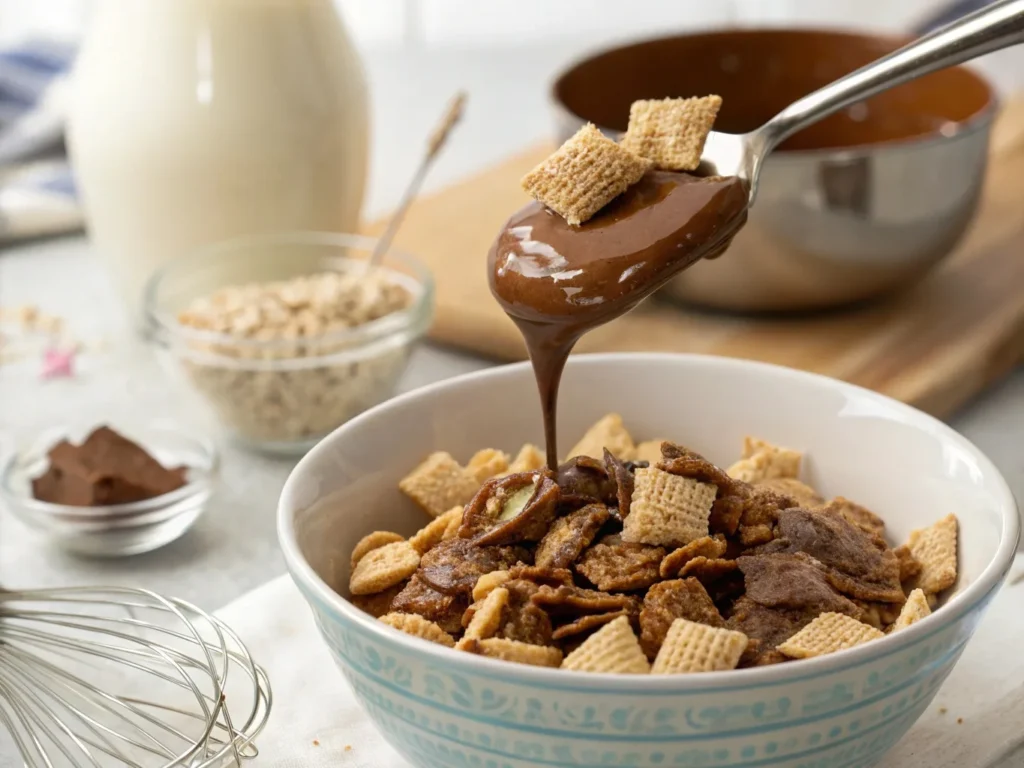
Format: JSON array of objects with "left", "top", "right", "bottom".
[{"left": 278, "top": 352, "right": 1020, "bottom": 690}]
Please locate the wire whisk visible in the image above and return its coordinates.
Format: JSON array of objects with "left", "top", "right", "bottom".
[{"left": 0, "top": 586, "right": 271, "bottom": 767}]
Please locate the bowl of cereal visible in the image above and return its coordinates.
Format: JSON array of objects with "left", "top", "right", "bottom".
[
  {"left": 144, "top": 232, "right": 433, "bottom": 455},
  {"left": 278, "top": 353, "right": 1018, "bottom": 768}
]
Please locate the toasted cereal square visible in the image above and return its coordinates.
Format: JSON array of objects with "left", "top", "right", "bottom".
[
  {"left": 562, "top": 615, "right": 651, "bottom": 674},
  {"left": 472, "top": 570, "right": 512, "bottom": 602},
  {"left": 906, "top": 514, "right": 958, "bottom": 595},
  {"left": 409, "top": 506, "right": 464, "bottom": 555},
  {"left": 464, "top": 587, "right": 510, "bottom": 641},
  {"left": 507, "top": 444, "right": 545, "bottom": 474},
  {"left": 399, "top": 452, "right": 481, "bottom": 518},
  {"left": 467, "top": 449, "right": 510, "bottom": 484},
  {"left": 349, "top": 541, "right": 420, "bottom": 596},
  {"left": 620, "top": 96, "right": 722, "bottom": 171},
  {"left": 634, "top": 440, "right": 669, "bottom": 467},
  {"left": 651, "top": 618, "right": 748, "bottom": 674},
  {"left": 777, "top": 612, "right": 884, "bottom": 659},
  {"left": 350, "top": 531, "right": 405, "bottom": 572},
  {"left": 727, "top": 437, "right": 802, "bottom": 483},
  {"left": 461, "top": 637, "right": 563, "bottom": 668},
  {"left": 891, "top": 588, "right": 931, "bottom": 632},
  {"left": 623, "top": 467, "right": 716, "bottom": 547},
  {"left": 380, "top": 612, "right": 455, "bottom": 647},
  {"left": 567, "top": 413, "right": 636, "bottom": 462},
  {"left": 521, "top": 124, "right": 651, "bottom": 226}
]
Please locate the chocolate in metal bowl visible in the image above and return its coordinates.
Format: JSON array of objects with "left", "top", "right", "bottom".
[{"left": 552, "top": 29, "right": 998, "bottom": 312}]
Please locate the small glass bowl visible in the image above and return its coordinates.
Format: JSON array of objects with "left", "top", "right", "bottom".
[
  {"left": 0, "top": 423, "right": 218, "bottom": 557},
  {"left": 143, "top": 232, "right": 435, "bottom": 455}
]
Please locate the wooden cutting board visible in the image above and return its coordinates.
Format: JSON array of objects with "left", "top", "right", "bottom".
[{"left": 364, "top": 99, "right": 1024, "bottom": 417}]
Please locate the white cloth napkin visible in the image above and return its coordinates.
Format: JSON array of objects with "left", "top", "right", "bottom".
[{"left": 216, "top": 562, "right": 1024, "bottom": 768}]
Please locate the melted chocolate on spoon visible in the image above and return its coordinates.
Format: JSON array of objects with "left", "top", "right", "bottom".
[{"left": 488, "top": 171, "right": 748, "bottom": 469}]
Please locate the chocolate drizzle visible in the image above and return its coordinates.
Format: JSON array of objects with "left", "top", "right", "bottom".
[{"left": 489, "top": 171, "right": 748, "bottom": 467}]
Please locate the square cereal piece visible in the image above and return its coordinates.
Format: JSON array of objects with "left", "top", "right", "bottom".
[
  {"left": 461, "top": 637, "right": 563, "bottom": 668},
  {"left": 472, "top": 570, "right": 512, "bottom": 602},
  {"left": 623, "top": 467, "right": 716, "bottom": 547},
  {"left": 562, "top": 615, "right": 650, "bottom": 674},
  {"left": 349, "top": 541, "right": 420, "bottom": 596},
  {"left": 651, "top": 618, "right": 748, "bottom": 674},
  {"left": 521, "top": 124, "right": 651, "bottom": 226},
  {"left": 905, "top": 514, "right": 958, "bottom": 595},
  {"left": 380, "top": 612, "right": 455, "bottom": 648},
  {"left": 777, "top": 612, "right": 884, "bottom": 659},
  {"left": 620, "top": 96, "right": 722, "bottom": 171},
  {"left": 727, "top": 437, "right": 802, "bottom": 483},
  {"left": 508, "top": 444, "right": 546, "bottom": 474},
  {"left": 567, "top": 413, "right": 636, "bottom": 462},
  {"left": 399, "top": 451, "right": 480, "bottom": 518},
  {"left": 464, "top": 587, "right": 510, "bottom": 641},
  {"left": 467, "top": 448, "right": 510, "bottom": 484},
  {"left": 891, "top": 588, "right": 931, "bottom": 632},
  {"left": 409, "top": 506, "right": 464, "bottom": 555}
]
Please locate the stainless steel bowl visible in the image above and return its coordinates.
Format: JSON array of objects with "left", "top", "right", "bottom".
[{"left": 552, "top": 29, "right": 998, "bottom": 312}]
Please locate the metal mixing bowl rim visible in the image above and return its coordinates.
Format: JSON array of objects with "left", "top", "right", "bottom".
[{"left": 549, "top": 26, "right": 1000, "bottom": 159}]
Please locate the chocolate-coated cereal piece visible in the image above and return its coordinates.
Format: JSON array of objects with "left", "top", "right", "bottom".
[
  {"left": 551, "top": 609, "right": 631, "bottom": 641},
  {"left": 418, "top": 538, "right": 528, "bottom": 597},
  {"left": 535, "top": 504, "right": 610, "bottom": 569},
  {"left": 661, "top": 535, "right": 729, "bottom": 578},
  {"left": 391, "top": 575, "right": 469, "bottom": 635},
  {"left": 639, "top": 578, "right": 724, "bottom": 660},
  {"left": 576, "top": 537, "right": 666, "bottom": 592}
]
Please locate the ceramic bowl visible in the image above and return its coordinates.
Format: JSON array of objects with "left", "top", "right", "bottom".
[{"left": 278, "top": 353, "right": 1019, "bottom": 768}]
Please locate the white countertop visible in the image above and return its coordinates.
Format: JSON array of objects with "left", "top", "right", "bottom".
[{"left": 2, "top": 32, "right": 1024, "bottom": 767}]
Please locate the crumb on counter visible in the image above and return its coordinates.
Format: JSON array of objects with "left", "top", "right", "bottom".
[
  {"left": 344, "top": 745, "right": 352, "bottom": 752},
  {"left": 939, "top": 707, "right": 947, "bottom": 714},
  {"left": 312, "top": 739, "right": 320, "bottom": 747}
]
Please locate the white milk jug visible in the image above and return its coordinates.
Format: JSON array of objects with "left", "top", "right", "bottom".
[{"left": 68, "top": 0, "right": 369, "bottom": 324}]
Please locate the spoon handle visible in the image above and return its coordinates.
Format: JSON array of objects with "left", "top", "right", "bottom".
[{"left": 761, "top": 0, "right": 1024, "bottom": 151}]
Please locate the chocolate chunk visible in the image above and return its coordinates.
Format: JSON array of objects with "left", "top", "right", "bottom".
[
  {"left": 391, "top": 575, "right": 469, "bottom": 635},
  {"left": 766, "top": 508, "right": 904, "bottom": 603},
  {"left": 418, "top": 539, "right": 528, "bottom": 597},
  {"left": 535, "top": 504, "right": 609, "bottom": 569},
  {"left": 32, "top": 427, "right": 187, "bottom": 507},
  {"left": 576, "top": 536, "right": 666, "bottom": 592},
  {"left": 556, "top": 456, "right": 615, "bottom": 508},
  {"left": 460, "top": 472, "right": 558, "bottom": 544},
  {"left": 727, "top": 596, "right": 811, "bottom": 661},
  {"left": 639, "top": 578, "right": 724, "bottom": 660},
  {"left": 738, "top": 553, "right": 861, "bottom": 617}
]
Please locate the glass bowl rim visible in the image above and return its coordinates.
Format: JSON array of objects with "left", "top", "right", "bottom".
[
  {"left": 142, "top": 231, "right": 436, "bottom": 358},
  {"left": 0, "top": 422, "right": 220, "bottom": 520}
]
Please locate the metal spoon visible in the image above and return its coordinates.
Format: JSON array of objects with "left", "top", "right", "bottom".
[{"left": 701, "top": 0, "right": 1024, "bottom": 201}]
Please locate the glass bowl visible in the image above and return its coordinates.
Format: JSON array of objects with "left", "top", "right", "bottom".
[
  {"left": 0, "top": 422, "right": 218, "bottom": 557},
  {"left": 143, "top": 232, "right": 435, "bottom": 455}
]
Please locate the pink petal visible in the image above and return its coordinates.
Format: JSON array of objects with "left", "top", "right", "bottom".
[{"left": 41, "top": 347, "right": 75, "bottom": 379}]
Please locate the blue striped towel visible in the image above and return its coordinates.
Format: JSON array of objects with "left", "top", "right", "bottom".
[{"left": 0, "top": 38, "right": 80, "bottom": 244}]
